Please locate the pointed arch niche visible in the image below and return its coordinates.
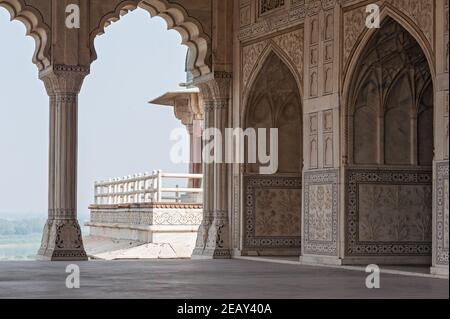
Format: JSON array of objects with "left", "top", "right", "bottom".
[
  {"left": 344, "top": 17, "right": 434, "bottom": 264},
  {"left": 242, "top": 50, "right": 303, "bottom": 256}
]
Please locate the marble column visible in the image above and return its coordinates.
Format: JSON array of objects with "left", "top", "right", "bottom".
[
  {"left": 193, "top": 100, "right": 215, "bottom": 257},
  {"left": 37, "top": 65, "right": 88, "bottom": 261},
  {"left": 192, "top": 74, "right": 232, "bottom": 259}
]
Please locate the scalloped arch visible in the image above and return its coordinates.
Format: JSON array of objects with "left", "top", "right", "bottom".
[
  {"left": 90, "top": 0, "right": 211, "bottom": 78},
  {"left": 0, "top": 0, "right": 51, "bottom": 71}
]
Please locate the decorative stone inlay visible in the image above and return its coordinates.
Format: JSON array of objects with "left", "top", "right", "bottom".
[
  {"left": 303, "top": 169, "right": 338, "bottom": 256},
  {"left": 346, "top": 168, "right": 433, "bottom": 256},
  {"left": 244, "top": 175, "right": 302, "bottom": 250},
  {"left": 90, "top": 208, "right": 203, "bottom": 226},
  {"left": 436, "top": 161, "right": 449, "bottom": 266}
]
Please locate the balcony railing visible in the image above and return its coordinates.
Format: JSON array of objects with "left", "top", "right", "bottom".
[{"left": 93, "top": 170, "right": 203, "bottom": 205}]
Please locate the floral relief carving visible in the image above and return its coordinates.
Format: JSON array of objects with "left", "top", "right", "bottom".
[
  {"left": 308, "top": 185, "right": 333, "bottom": 241},
  {"left": 343, "top": 4, "right": 369, "bottom": 67},
  {"left": 244, "top": 176, "right": 302, "bottom": 250},
  {"left": 303, "top": 170, "right": 338, "bottom": 255},
  {"left": 390, "top": 0, "right": 433, "bottom": 46},
  {"left": 346, "top": 169, "right": 433, "bottom": 256},
  {"left": 255, "top": 189, "right": 301, "bottom": 237},
  {"left": 90, "top": 209, "right": 203, "bottom": 226},
  {"left": 272, "top": 28, "right": 304, "bottom": 84},
  {"left": 358, "top": 184, "right": 432, "bottom": 242},
  {"left": 242, "top": 40, "right": 269, "bottom": 88}
]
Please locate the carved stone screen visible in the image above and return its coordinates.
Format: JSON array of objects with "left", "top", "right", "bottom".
[{"left": 259, "top": 0, "right": 285, "bottom": 15}]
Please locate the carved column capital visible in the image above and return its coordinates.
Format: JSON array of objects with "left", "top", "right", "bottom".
[
  {"left": 39, "top": 65, "right": 90, "bottom": 96},
  {"left": 195, "top": 71, "right": 232, "bottom": 103}
]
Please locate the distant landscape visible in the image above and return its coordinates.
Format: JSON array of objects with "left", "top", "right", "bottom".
[
  {"left": 0, "top": 218, "right": 45, "bottom": 260},
  {"left": 0, "top": 218, "right": 89, "bottom": 260}
]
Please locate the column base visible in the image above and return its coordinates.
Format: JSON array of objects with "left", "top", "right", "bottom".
[
  {"left": 37, "top": 219, "right": 88, "bottom": 261},
  {"left": 191, "top": 211, "right": 231, "bottom": 259},
  {"left": 430, "top": 266, "right": 449, "bottom": 277}
]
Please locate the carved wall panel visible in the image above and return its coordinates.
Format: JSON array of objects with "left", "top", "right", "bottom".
[
  {"left": 346, "top": 169, "right": 432, "bottom": 257},
  {"left": 303, "top": 170, "right": 338, "bottom": 255},
  {"left": 243, "top": 175, "right": 302, "bottom": 251}
]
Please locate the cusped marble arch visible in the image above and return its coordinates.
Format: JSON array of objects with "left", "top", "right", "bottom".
[
  {"left": 0, "top": 0, "right": 51, "bottom": 71},
  {"left": 89, "top": 0, "right": 211, "bottom": 78}
]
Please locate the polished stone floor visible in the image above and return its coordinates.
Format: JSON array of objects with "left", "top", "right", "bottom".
[{"left": 0, "top": 259, "right": 447, "bottom": 299}]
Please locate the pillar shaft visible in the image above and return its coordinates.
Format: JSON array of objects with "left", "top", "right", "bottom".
[{"left": 37, "top": 65, "right": 88, "bottom": 261}]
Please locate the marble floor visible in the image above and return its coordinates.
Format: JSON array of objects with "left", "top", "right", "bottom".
[{"left": 0, "top": 259, "right": 448, "bottom": 299}]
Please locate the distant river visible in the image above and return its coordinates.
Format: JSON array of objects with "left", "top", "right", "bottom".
[
  {"left": 0, "top": 224, "right": 89, "bottom": 261},
  {"left": 0, "top": 233, "right": 42, "bottom": 261}
]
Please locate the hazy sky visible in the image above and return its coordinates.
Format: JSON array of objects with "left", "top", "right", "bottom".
[{"left": 0, "top": 8, "right": 188, "bottom": 221}]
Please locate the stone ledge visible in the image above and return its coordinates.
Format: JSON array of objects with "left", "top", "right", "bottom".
[{"left": 89, "top": 202, "right": 203, "bottom": 210}]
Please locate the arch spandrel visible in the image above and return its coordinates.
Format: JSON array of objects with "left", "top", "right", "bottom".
[
  {"left": 0, "top": 0, "right": 51, "bottom": 71},
  {"left": 89, "top": 0, "right": 212, "bottom": 78},
  {"left": 242, "top": 43, "right": 304, "bottom": 122}
]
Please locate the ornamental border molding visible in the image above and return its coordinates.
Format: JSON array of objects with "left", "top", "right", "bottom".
[
  {"left": 303, "top": 169, "right": 338, "bottom": 256},
  {"left": 435, "top": 161, "right": 449, "bottom": 266}
]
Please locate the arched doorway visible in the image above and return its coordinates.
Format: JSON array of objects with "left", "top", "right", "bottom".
[
  {"left": 242, "top": 51, "right": 303, "bottom": 256},
  {"left": 345, "top": 17, "right": 433, "bottom": 264}
]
